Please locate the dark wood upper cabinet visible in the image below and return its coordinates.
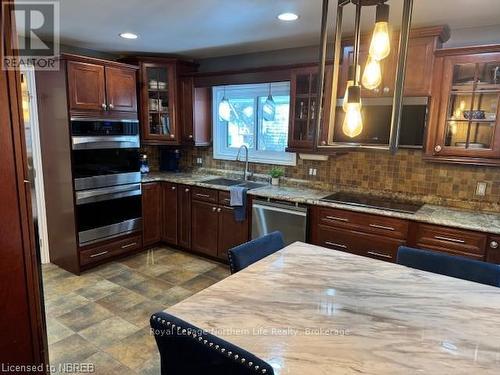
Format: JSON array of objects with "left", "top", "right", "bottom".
[
  {"left": 162, "top": 182, "right": 178, "bottom": 245},
  {"left": 142, "top": 182, "right": 162, "bottom": 246},
  {"left": 425, "top": 45, "right": 500, "bottom": 166},
  {"left": 66, "top": 55, "right": 138, "bottom": 116},
  {"left": 67, "top": 61, "right": 106, "bottom": 111},
  {"left": 191, "top": 199, "right": 219, "bottom": 257},
  {"left": 178, "top": 185, "right": 192, "bottom": 249},
  {"left": 179, "top": 76, "right": 212, "bottom": 146},
  {"left": 105, "top": 66, "right": 138, "bottom": 112}
]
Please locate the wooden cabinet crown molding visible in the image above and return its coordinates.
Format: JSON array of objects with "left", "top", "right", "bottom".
[
  {"left": 61, "top": 53, "right": 139, "bottom": 70},
  {"left": 435, "top": 44, "right": 500, "bottom": 57}
]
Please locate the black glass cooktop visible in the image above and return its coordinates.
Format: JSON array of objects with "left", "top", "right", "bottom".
[{"left": 320, "top": 192, "right": 423, "bottom": 214}]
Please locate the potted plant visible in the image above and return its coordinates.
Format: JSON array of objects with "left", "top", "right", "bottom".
[{"left": 269, "top": 167, "right": 284, "bottom": 186}]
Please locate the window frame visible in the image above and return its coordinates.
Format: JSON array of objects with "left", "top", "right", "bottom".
[{"left": 212, "top": 82, "right": 296, "bottom": 166}]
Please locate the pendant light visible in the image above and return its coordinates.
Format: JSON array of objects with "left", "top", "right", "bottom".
[
  {"left": 342, "top": 85, "right": 363, "bottom": 138},
  {"left": 342, "top": 64, "right": 361, "bottom": 111},
  {"left": 362, "top": 55, "right": 383, "bottom": 90},
  {"left": 262, "top": 83, "right": 276, "bottom": 121},
  {"left": 368, "top": 3, "right": 391, "bottom": 61},
  {"left": 218, "top": 86, "right": 231, "bottom": 122}
]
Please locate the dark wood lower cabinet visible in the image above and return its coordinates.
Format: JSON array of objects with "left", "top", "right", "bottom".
[
  {"left": 191, "top": 200, "right": 219, "bottom": 256},
  {"left": 178, "top": 185, "right": 192, "bottom": 249},
  {"left": 80, "top": 233, "right": 142, "bottom": 267},
  {"left": 486, "top": 236, "right": 500, "bottom": 264},
  {"left": 142, "top": 182, "right": 162, "bottom": 246},
  {"left": 162, "top": 183, "right": 178, "bottom": 245},
  {"left": 217, "top": 206, "right": 249, "bottom": 260}
]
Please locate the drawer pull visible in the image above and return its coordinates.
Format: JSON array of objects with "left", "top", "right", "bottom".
[
  {"left": 367, "top": 251, "right": 392, "bottom": 259},
  {"left": 434, "top": 235, "right": 465, "bottom": 244},
  {"left": 324, "top": 241, "right": 347, "bottom": 249},
  {"left": 369, "top": 224, "right": 395, "bottom": 231},
  {"left": 196, "top": 193, "right": 211, "bottom": 198},
  {"left": 490, "top": 241, "right": 499, "bottom": 249},
  {"left": 325, "top": 216, "right": 349, "bottom": 222},
  {"left": 90, "top": 251, "right": 109, "bottom": 258},
  {"left": 121, "top": 242, "right": 137, "bottom": 249}
]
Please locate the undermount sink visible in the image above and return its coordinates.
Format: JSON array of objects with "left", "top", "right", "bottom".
[{"left": 203, "top": 178, "right": 266, "bottom": 190}]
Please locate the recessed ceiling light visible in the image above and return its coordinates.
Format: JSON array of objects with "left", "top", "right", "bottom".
[
  {"left": 119, "top": 32, "right": 138, "bottom": 40},
  {"left": 277, "top": 12, "right": 299, "bottom": 21}
]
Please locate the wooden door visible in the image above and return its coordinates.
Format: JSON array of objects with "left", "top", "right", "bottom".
[
  {"left": 1, "top": 0, "right": 48, "bottom": 367},
  {"left": 162, "top": 182, "right": 178, "bottom": 245},
  {"left": 179, "top": 76, "right": 194, "bottom": 144},
  {"left": 142, "top": 183, "right": 162, "bottom": 246},
  {"left": 486, "top": 236, "right": 500, "bottom": 264},
  {"left": 217, "top": 206, "right": 249, "bottom": 260},
  {"left": 178, "top": 185, "right": 192, "bottom": 249},
  {"left": 191, "top": 200, "right": 218, "bottom": 256},
  {"left": 67, "top": 60, "right": 106, "bottom": 111},
  {"left": 105, "top": 66, "right": 137, "bottom": 112}
]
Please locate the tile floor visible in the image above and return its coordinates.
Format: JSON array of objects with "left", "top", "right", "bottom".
[{"left": 42, "top": 246, "right": 231, "bottom": 374}]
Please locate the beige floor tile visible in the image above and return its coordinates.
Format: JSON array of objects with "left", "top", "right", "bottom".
[
  {"left": 91, "top": 262, "right": 131, "bottom": 279},
  {"left": 44, "top": 292, "right": 90, "bottom": 318},
  {"left": 95, "top": 287, "right": 147, "bottom": 313},
  {"left": 79, "top": 317, "right": 141, "bottom": 349},
  {"left": 74, "top": 279, "right": 122, "bottom": 301},
  {"left": 204, "top": 264, "right": 231, "bottom": 280},
  {"left": 107, "top": 269, "right": 148, "bottom": 288},
  {"left": 56, "top": 303, "right": 114, "bottom": 332},
  {"left": 83, "top": 352, "right": 137, "bottom": 375},
  {"left": 127, "top": 277, "right": 174, "bottom": 300},
  {"left": 104, "top": 328, "right": 159, "bottom": 371},
  {"left": 116, "top": 300, "right": 166, "bottom": 329},
  {"left": 46, "top": 318, "right": 74, "bottom": 345},
  {"left": 156, "top": 268, "right": 199, "bottom": 284},
  {"left": 181, "top": 274, "right": 218, "bottom": 293},
  {"left": 155, "top": 285, "right": 195, "bottom": 307},
  {"left": 48, "top": 334, "right": 98, "bottom": 366}
]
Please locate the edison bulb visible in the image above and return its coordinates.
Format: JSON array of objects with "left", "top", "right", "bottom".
[
  {"left": 369, "top": 22, "right": 391, "bottom": 61},
  {"left": 218, "top": 97, "right": 231, "bottom": 121},
  {"left": 342, "top": 66, "right": 361, "bottom": 112},
  {"left": 342, "top": 104, "right": 363, "bottom": 138},
  {"left": 362, "top": 56, "right": 382, "bottom": 90}
]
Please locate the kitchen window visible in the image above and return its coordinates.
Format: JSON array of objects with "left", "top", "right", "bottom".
[{"left": 213, "top": 82, "right": 296, "bottom": 166}]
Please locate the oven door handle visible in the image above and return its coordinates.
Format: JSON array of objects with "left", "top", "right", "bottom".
[
  {"left": 72, "top": 136, "right": 140, "bottom": 150},
  {"left": 76, "top": 183, "right": 142, "bottom": 205}
]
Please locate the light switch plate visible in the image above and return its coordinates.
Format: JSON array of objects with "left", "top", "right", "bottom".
[{"left": 475, "top": 182, "right": 487, "bottom": 196}]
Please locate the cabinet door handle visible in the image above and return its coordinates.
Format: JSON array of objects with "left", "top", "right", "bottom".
[
  {"left": 189, "top": 134, "right": 193, "bottom": 139},
  {"left": 121, "top": 242, "right": 137, "bottom": 249},
  {"left": 185, "top": 188, "right": 190, "bottom": 192},
  {"left": 434, "top": 235, "right": 465, "bottom": 244},
  {"left": 90, "top": 250, "right": 109, "bottom": 258},
  {"left": 212, "top": 207, "right": 217, "bottom": 212},
  {"left": 171, "top": 186, "right": 176, "bottom": 190},
  {"left": 434, "top": 145, "right": 442, "bottom": 153},
  {"left": 196, "top": 193, "right": 211, "bottom": 198},
  {"left": 170, "top": 134, "right": 175, "bottom": 139},
  {"left": 217, "top": 208, "right": 221, "bottom": 213},
  {"left": 383, "top": 87, "right": 390, "bottom": 94},
  {"left": 325, "top": 216, "right": 349, "bottom": 222},
  {"left": 369, "top": 224, "right": 395, "bottom": 231},
  {"left": 109, "top": 103, "right": 114, "bottom": 109},
  {"left": 101, "top": 103, "right": 107, "bottom": 110},
  {"left": 490, "top": 241, "right": 499, "bottom": 249},
  {"left": 324, "top": 241, "right": 347, "bottom": 249},
  {"left": 367, "top": 251, "right": 392, "bottom": 259}
]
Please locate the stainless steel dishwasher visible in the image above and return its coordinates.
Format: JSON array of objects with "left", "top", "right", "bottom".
[{"left": 251, "top": 199, "right": 308, "bottom": 245}]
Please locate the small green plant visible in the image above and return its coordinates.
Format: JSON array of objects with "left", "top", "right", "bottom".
[{"left": 269, "top": 167, "right": 284, "bottom": 179}]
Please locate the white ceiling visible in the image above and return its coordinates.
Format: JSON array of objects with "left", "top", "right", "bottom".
[{"left": 17, "top": 0, "right": 500, "bottom": 58}]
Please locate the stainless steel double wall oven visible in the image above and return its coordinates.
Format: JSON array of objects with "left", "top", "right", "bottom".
[{"left": 71, "top": 118, "right": 142, "bottom": 246}]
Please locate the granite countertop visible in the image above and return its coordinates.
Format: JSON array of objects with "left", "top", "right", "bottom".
[
  {"left": 142, "top": 172, "right": 500, "bottom": 235},
  {"left": 167, "top": 242, "right": 500, "bottom": 374}
]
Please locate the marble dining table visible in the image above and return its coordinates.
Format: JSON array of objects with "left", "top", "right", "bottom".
[{"left": 166, "top": 242, "right": 500, "bottom": 374}]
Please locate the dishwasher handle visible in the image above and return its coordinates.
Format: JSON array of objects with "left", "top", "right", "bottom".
[{"left": 252, "top": 203, "right": 307, "bottom": 217}]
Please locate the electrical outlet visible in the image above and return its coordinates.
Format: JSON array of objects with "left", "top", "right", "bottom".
[
  {"left": 313, "top": 168, "right": 317, "bottom": 176},
  {"left": 475, "top": 182, "right": 487, "bottom": 196},
  {"left": 196, "top": 157, "right": 203, "bottom": 165},
  {"left": 308, "top": 168, "right": 313, "bottom": 176}
]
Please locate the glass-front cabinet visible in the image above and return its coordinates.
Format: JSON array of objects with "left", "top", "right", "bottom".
[
  {"left": 140, "top": 62, "right": 177, "bottom": 143},
  {"left": 428, "top": 48, "right": 500, "bottom": 165}
]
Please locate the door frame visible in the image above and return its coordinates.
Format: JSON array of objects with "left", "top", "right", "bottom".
[{"left": 21, "top": 64, "right": 50, "bottom": 264}]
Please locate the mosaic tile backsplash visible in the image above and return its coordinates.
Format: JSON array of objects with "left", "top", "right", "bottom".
[{"left": 143, "top": 146, "right": 500, "bottom": 213}]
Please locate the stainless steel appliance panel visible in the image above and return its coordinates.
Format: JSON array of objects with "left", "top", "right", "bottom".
[
  {"left": 252, "top": 199, "right": 308, "bottom": 246},
  {"left": 75, "top": 183, "right": 142, "bottom": 205},
  {"left": 78, "top": 218, "right": 142, "bottom": 246},
  {"left": 74, "top": 171, "right": 141, "bottom": 191}
]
